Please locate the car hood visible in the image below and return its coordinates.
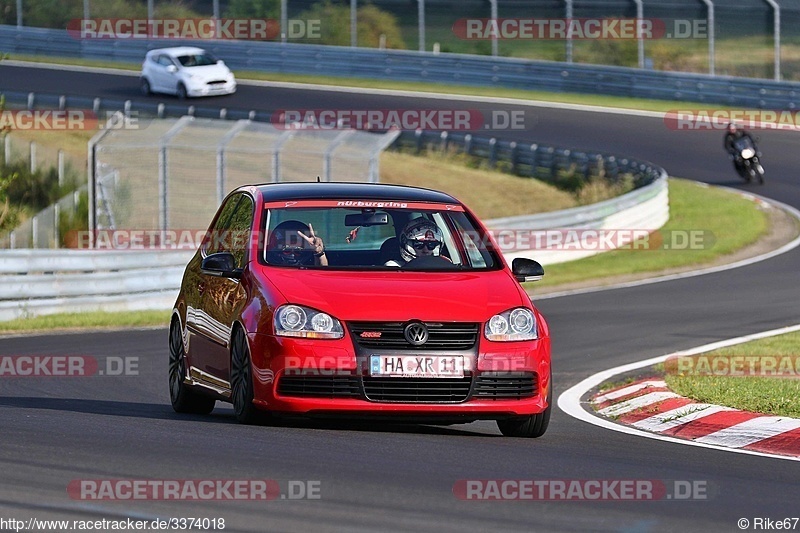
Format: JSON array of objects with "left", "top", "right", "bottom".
[
  {"left": 183, "top": 64, "right": 231, "bottom": 80},
  {"left": 261, "top": 267, "right": 529, "bottom": 322}
]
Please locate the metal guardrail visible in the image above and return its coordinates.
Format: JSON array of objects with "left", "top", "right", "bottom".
[
  {"left": 0, "top": 250, "right": 193, "bottom": 321},
  {"left": 0, "top": 89, "right": 670, "bottom": 320},
  {"left": 3, "top": 24, "right": 800, "bottom": 108},
  {"left": 395, "top": 129, "right": 670, "bottom": 265}
]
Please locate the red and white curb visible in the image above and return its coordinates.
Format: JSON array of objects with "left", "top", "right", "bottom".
[
  {"left": 558, "top": 324, "right": 800, "bottom": 462},
  {"left": 592, "top": 379, "right": 800, "bottom": 457}
]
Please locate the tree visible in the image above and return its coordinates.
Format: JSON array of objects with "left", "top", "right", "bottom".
[
  {"left": 225, "top": 0, "right": 279, "bottom": 19},
  {"left": 296, "top": 1, "right": 405, "bottom": 49}
]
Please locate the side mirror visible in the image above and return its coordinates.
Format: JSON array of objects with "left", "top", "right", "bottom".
[
  {"left": 201, "top": 252, "right": 242, "bottom": 278},
  {"left": 166, "top": 65, "right": 177, "bottom": 73},
  {"left": 512, "top": 258, "right": 544, "bottom": 283},
  {"left": 217, "top": 60, "right": 225, "bottom": 65}
]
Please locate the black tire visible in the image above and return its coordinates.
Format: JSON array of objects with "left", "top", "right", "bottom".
[
  {"left": 496, "top": 370, "right": 552, "bottom": 438},
  {"left": 169, "top": 320, "right": 216, "bottom": 415},
  {"left": 230, "top": 328, "right": 265, "bottom": 424},
  {"left": 140, "top": 78, "right": 151, "bottom": 96},
  {"left": 176, "top": 83, "right": 188, "bottom": 100}
]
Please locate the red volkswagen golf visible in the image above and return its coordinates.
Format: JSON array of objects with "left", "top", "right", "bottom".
[{"left": 169, "top": 182, "right": 551, "bottom": 437}]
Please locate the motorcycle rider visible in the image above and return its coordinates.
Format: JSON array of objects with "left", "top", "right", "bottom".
[{"left": 723, "top": 122, "right": 758, "bottom": 178}]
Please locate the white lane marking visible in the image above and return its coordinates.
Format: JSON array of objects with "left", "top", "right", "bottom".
[
  {"left": 558, "top": 323, "right": 800, "bottom": 462},
  {"left": 633, "top": 404, "right": 734, "bottom": 433},
  {"left": 695, "top": 417, "right": 800, "bottom": 448},
  {"left": 592, "top": 380, "right": 666, "bottom": 404},
  {"left": 597, "top": 392, "right": 679, "bottom": 417},
  {"left": 536, "top": 192, "right": 800, "bottom": 300},
  {"left": 2, "top": 60, "right": 141, "bottom": 77}
]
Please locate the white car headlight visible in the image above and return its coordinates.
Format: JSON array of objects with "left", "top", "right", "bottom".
[
  {"left": 274, "top": 304, "right": 344, "bottom": 339},
  {"left": 484, "top": 307, "right": 538, "bottom": 341}
]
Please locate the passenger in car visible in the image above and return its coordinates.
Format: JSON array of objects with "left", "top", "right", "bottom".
[{"left": 267, "top": 220, "right": 328, "bottom": 266}]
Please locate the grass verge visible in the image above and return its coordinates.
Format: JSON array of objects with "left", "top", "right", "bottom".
[
  {"left": 528, "top": 178, "right": 770, "bottom": 288},
  {"left": 0, "top": 310, "right": 169, "bottom": 333},
  {"left": 664, "top": 330, "right": 800, "bottom": 418}
]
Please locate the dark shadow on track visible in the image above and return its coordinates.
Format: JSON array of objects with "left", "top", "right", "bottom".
[{"left": 0, "top": 396, "right": 498, "bottom": 437}]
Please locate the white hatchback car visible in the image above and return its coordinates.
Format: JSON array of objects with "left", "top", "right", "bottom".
[{"left": 140, "top": 47, "right": 237, "bottom": 98}]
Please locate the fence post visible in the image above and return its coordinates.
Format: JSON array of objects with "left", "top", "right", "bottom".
[
  {"left": 54, "top": 203, "right": 60, "bottom": 249},
  {"left": 3, "top": 134, "right": 10, "bottom": 164},
  {"left": 417, "top": 0, "right": 426, "bottom": 52},
  {"left": 529, "top": 144, "right": 538, "bottom": 178},
  {"left": 488, "top": 138, "right": 497, "bottom": 168},
  {"left": 32, "top": 215, "right": 38, "bottom": 249},
  {"left": 414, "top": 128, "right": 423, "bottom": 154},
  {"left": 509, "top": 141, "right": 518, "bottom": 173},
  {"left": 58, "top": 150, "right": 65, "bottom": 186},
  {"left": 701, "top": 0, "right": 715, "bottom": 75},
  {"left": 29, "top": 142, "right": 36, "bottom": 173},
  {"left": 464, "top": 133, "right": 472, "bottom": 155}
]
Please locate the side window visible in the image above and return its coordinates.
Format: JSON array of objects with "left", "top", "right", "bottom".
[
  {"left": 157, "top": 55, "right": 173, "bottom": 67},
  {"left": 226, "top": 196, "right": 255, "bottom": 268},
  {"left": 205, "top": 194, "right": 243, "bottom": 256}
]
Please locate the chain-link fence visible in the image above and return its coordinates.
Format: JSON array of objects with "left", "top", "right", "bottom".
[
  {"left": 4, "top": 0, "right": 800, "bottom": 79},
  {"left": 0, "top": 131, "right": 87, "bottom": 249},
  {"left": 88, "top": 115, "right": 400, "bottom": 235}
]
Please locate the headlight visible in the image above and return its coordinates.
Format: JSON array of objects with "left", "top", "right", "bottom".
[
  {"left": 741, "top": 148, "right": 755, "bottom": 159},
  {"left": 484, "top": 307, "right": 537, "bottom": 341},
  {"left": 274, "top": 304, "right": 344, "bottom": 339}
]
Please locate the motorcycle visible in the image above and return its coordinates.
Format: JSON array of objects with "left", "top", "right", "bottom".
[{"left": 732, "top": 136, "right": 765, "bottom": 185}]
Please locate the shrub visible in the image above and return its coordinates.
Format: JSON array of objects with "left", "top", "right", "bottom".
[{"left": 295, "top": 1, "right": 405, "bottom": 49}]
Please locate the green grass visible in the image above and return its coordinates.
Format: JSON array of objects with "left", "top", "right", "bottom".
[
  {"left": 0, "top": 309, "right": 170, "bottom": 333},
  {"left": 665, "top": 331, "right": 800, "bottom": 418},
  {"left": 529, "top": 178, "right": 769, "bottom": 288}
]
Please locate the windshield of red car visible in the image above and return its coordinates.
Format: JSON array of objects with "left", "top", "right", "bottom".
[{"left": 260, "top": 202, "right": 501, "bottom": 270}]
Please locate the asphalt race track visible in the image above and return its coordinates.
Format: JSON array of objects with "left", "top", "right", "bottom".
[{"left": 1, "top": 64, "right": 799, "bottom": 532}]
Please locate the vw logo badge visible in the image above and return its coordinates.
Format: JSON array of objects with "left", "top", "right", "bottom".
[{"left": 404, "top": 322, "right": 429, "bottom": 346}]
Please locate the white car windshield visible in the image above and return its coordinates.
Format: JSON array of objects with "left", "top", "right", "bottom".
[{"left": 176, "top": 54, "right": 217, "bottom": 67}]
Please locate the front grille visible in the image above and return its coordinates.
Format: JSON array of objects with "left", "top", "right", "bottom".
[
  {"left": 363, "top": 377, "right": 472, "bottom": 403},
  {"left": 277, "top": 375, "right": 361, "bottom": 399},
  {"left": 207, "top": 80, "right": 227, "bottom": 85},
  {"left": 349, "top": 322, "right": 478, "bottom": 350},
  {"left": 474, "top": 372, "right": 538, "bottom": 400}
]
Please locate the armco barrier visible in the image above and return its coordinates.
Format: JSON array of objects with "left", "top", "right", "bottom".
[
  {"left": 0, "top": 249, "right": 193, "bottom": 321},
  {"left": 0, "top": 176, "right": 668, "bottom": 321},
  {"left": 2, "top": 24, "right": 800, "bottom": 108}
]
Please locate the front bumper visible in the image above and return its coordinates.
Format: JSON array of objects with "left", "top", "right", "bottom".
[
  {"left": 247, "top": 332, "right": 551, "bottom": 418},
  {"left": 186, "top": 80, "right": 237, "bottom": 97}
]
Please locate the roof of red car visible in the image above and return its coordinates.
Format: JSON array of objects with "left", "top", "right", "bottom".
[{"left": 253, "top": 182, "right": 460, "bottom": 204}]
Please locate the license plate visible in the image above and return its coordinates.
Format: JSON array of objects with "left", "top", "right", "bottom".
[{"left": 369, "top": 355, "right": 464, "bottom": 378}]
